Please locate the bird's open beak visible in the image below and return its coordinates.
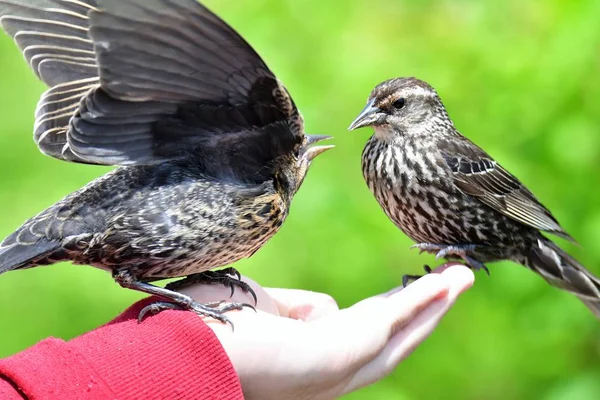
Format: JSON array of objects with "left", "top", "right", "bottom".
[
  {"left": 304, "top": 134, "right": 334, "bottom": 161},
  {"left": 348, "top": 98, "right": 382, "bottom": 130}
]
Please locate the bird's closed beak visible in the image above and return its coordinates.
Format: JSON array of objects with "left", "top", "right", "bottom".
[
  {"left": 304, "top": 134, "right": 334, "bottom": 161},
  {"left": 348, "top": 98, "right": 382, "bottom": 130}
]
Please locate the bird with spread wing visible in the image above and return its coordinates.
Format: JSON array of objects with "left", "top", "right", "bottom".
[{"left": 0, "top": 0, "right": 333, "bottom": 324}]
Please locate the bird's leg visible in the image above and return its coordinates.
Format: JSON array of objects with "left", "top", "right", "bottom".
[
  {"left": 402, "top": 265, "right": 433, "bottom": 287},
  {"left": 113, "top": 268, "right": 254, "bottom": 328},
  {"left": 165, "top": 268, "right": 258, "bottom": 306},
  {"left": 411, "top": 242, "right": 490, "bottom": 275}
]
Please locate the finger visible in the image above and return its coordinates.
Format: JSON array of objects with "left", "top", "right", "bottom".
[
  {"left": 345, "top": 265, "right": 474, "bottom": 392},
  {"left": 313, "top": 272, "right": 450, "bottom": 366},
  {"left": 178, "top": 275, "right": 280, "bottom": 315},
  {"left": 373, "top": 272, "right": 451, "bottom": 341},
  {"left": 351, "top": 272, "right": 450, "bottom": 326},
  {"left": 376, "top": 265, "right": 473, "bottom": 365},
  {"left": 264, "top": 288, "right": 340, "bottom": 321},
  {"left": 428, "top": 262, "right": 469, "bottom": 276},
  {"left": 377, "top": 262, "right": 468, "bottom": 299}
]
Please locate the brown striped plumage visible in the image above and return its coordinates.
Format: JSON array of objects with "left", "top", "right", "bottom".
[
  {"left": 350, "top": 77, "right": 600, "bottom": 318},
  {"left": 0, "top": 0, "right": 333, "bottom": 324}
]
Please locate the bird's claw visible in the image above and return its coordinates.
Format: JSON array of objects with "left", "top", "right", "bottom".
[
  {"left": 411, "top": 243, "right": 445, "bottom": 255},
  {"left": 138, "top": 301, "right": 181, "bottom": 323},
  {"left": 225, "top": 278, "right": 257, "bottom": 305},
  {"left": 220, "top": 267, "right": 242, "bottom": 281},
  {"left": 410, "top": 242, "right": 489, "bottom": 275},
  {"left": 165, "top": 268, "right": 257, "bottom": 306},
  {"left": 435, "top": 244, "right": 477, "bottom": 260},
  {"left": 465, "top": 256, "right": 490, "bottom": 275},
  {"left": 138, "top": 299, "right": 255, "bottom": 331},
  {"left": 402, "top": 264, "right": 433, "bottom": 287}
]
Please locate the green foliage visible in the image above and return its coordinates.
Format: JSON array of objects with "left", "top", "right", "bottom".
[{"left": 0, "top": 0, "right": 599, "bottom": 398}]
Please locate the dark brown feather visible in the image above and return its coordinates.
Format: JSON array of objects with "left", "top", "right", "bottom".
[
  {"left": 439, "top": 137, "right": 574, "bottom": 241},
  {"left": 0, "top": 0, "right": 99, "bottom": 162},
  {"left": 0, "top": 0, "right": 304, "bottom": 168}
]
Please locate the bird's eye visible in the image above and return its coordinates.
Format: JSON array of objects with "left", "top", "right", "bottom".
[{"left": 392, "top": 98, "right": 406, "bottom": 109}]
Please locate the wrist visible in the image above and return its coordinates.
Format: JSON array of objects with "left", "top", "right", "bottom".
[{"left": 69, "top": 298, "right": 244, "bottom": 400}]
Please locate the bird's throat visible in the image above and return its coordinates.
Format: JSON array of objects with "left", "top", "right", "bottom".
[{"left": 373, "top": 125, "right": 398, "bottom": 143}]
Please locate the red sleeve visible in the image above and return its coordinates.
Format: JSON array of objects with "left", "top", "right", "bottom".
[{"left": 0, "top": 298, "right": 244, "bottom": 400}]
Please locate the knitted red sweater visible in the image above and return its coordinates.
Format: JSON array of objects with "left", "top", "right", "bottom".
[{"left": 0, "top": 298, "right": 244, "bottom": 399}]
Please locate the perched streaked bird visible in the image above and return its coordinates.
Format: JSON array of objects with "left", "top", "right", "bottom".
[
  {"left": 349, "top": 77, "right": 600, "bottom": 317},
  {"left": 0, "top": 0, "right": 332, "bottom": 324}
]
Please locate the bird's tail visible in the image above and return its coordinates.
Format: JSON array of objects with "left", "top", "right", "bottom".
[{"left": 528, "top": 238, "right": 600, "bottom": 318}]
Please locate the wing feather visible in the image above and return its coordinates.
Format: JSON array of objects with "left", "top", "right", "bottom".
[
  {"left": 440, "top": 136, "right": 574, "bottom": 241},
  {"left": 0, "top": 0, "right": 303, "bottom": 168},
  {"left": 0, "top": 0, "right": 99, "bottom": 162}
]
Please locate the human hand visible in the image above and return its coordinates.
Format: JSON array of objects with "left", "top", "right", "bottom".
[{"left": 179, "top": 264, "right": 474, "bottom": 400}]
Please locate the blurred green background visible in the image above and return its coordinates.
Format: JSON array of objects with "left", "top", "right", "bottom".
[{"left": 1, "top": 0, "right": 600, "bottom": 398}]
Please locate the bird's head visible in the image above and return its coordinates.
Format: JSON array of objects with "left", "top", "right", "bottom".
[
  {"left": 275, "top": 134, "right": 333, "bottom": 199},
  {"left": 348, "top": 77, "right": 446, "bottom": 140}
]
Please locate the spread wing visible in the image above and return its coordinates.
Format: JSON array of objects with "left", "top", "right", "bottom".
[
  {"left": 439, "top": 136, "right": 574, "bottom": 241},
  {"left": 0, "top": 0, "right": 303, "bottom": 167},
  {"left": 0, "top": 0, "right": 100, "bottom": 162}
]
